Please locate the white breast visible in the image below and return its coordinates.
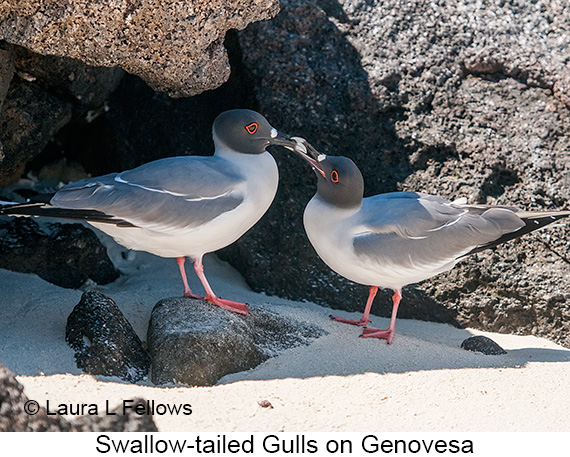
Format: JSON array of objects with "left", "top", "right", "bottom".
[{"left": 303, "top": 197, "right": 370, "bottom": 284}]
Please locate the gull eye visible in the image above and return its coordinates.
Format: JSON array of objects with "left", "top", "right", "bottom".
[
  {"left": 245, "top": 122, "right": 258, "bottom": 134},
  {"left": 331, "top": 170, "right": 339, "bottom": 182}
]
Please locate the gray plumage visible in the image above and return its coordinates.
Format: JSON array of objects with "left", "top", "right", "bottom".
[
  {"left": 352, "top": 192, "right": 526, "bottom": 281},
  {"left": 51, "top": 157, "right": 245, "bottom": 231}
]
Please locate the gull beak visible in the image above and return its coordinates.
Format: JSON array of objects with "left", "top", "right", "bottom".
[
  {"left": 267, "top": 131, "right": 297, "bottom": 149},
  {"left": 275, "top": 134, "right": 326, "bottom": 177}
]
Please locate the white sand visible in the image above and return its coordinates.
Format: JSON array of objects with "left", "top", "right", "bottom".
[{"left": 1, "top": 227, "right": 569, "bottom": 431}]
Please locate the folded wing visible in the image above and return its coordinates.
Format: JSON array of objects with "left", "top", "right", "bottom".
[
  {"left": 50, "top": 156, "right": 245, "bottom": 231},
  {"left": 352, "top": 192, "right": 526, "bottom": 273}
]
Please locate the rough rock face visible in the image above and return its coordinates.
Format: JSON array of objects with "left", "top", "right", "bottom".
[
  {"left": 76, "top": 33, "right": 257, "bottom": 177},
  {"left": 147, "top": 298, "right": 326, "bottom": 386},
  {"left": 0, "top": 42, "right": 13, "bottom": 111},
  {"left": 0, "top": 68, "right": 72, "bottom": 185},
  {"left": 0, "top": 218, "right": 119, "bottom": 289},
  {"left": 218, "top": 0, "right": 570, "bottom": 346},
  {"left": 0, "top": 45, "right": 123, "bottom": 184},
  {"left": 0, "top": 0, "right": 279, "bottom": 97},
  {"left": 0, "top": 0, "right": 278, "bottom": 184},
  {"left": 0, "top": 362, "right": 157, "bottom": 431},
  {"left": 66, "top": 290, "right": 151, "bottom": 382}
]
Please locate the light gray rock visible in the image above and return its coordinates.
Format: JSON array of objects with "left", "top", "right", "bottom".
[
  {"left": 0, "top": 0, "right": 279, "bottom": 184},
  {"left": 0, "top": 0, "right": 280, "bottom": 97},
  {"left": 147, "top": 298, "right": 326, "bottom": 386},
  {"left": 147, "top": 298, "right": 264, "bottom": 386}
]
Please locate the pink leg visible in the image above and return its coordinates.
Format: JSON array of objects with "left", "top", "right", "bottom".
[
  {"left": 193, "top": 256, "right": 250, "bottom": 315},
  {"left": 361, "top": 289, "right": 402, "bottom": 344},
  {"left": 330, "top": 286, "right": 377, "bottom": 327},
  {"left": 176, "top": 257, "right": 203, "bottom": 299}
]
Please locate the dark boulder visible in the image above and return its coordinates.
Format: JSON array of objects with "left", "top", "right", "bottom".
[
  {"left": 66, "top": 290, "right": 151, "bottom": 383},
  {"left": 0, "top": 218, "right": 119, "bottom": 289},
  {"left": 0, "top": 362, "right": 68, "bottom": 431},
  {"left": 461, "top": 335, "right": 507, "bottom": 356},
  {"left": 0, "top": 45, "right": 123, "bottom": 185}
]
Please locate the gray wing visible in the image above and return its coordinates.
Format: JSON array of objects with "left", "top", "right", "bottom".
[
  {"left": 353, "top": 192, "right": 525, "bottom": 271},
  {"left": 51, "top": 156, "right": 245, "bottom": 230}
]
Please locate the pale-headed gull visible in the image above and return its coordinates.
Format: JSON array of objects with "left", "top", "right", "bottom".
[
  {"left": 0, "top": 109, "right": 299, "bottom": 315},
  {"left": 288, "top": 139, "right": 569, "bottom": 343}
]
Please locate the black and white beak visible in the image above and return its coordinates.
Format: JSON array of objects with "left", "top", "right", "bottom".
[{"left": 282, "top": 136, "right": 326, "bottom": 177}]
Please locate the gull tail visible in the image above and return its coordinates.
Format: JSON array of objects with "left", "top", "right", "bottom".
[
  {"left": 0, "top": 200, "right": 136, "bottom": 227},
  {"left": 464, "top": 210, "right": 570, "bottom": 257}
]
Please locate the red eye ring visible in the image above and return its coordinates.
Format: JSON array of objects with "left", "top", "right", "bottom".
[
  {"left": 245, "top": 122, "right": 258, "bottom": 134},
  {"left": 331, "top": 170, "right": 339, "bottom": 182}
]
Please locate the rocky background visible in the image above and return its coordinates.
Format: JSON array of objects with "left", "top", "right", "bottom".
[{"left": 1, "top": 0, "right": 569, "bottom": 347}]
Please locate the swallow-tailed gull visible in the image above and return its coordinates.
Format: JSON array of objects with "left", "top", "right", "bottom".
[
  {"left": 1, "top": 109, "right": 299, "bottom": 315},
  {"left": 288, "top": 140, "right": 569, "bottom": 343}
]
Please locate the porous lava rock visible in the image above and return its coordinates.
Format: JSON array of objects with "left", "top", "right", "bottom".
[
  {"left": 461, "top": 335, "right": 507, "bottom": 356},
  {"left": 0, "top": 218, "right": 119, "bottom": 289},
  {"left": 66, "top": 290, "right": 151, "bottom": 383},
  {"left": 0, "top": 0, "right": 279, "bottom": 97}
]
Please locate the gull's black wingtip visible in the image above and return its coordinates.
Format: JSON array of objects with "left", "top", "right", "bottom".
[
  {"left": 0, "top": 201, "right": 136, "bottom": 227},
  {"left": 463, "top": 211, "right": 570, "bottom": 257}
]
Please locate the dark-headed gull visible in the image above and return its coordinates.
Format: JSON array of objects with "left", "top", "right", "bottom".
[
  {"left": 289, "top": 139, "right": 569, "bottom": 343},
  {"left": 1, "top": 109, "right": 299, "bottom": 315}
]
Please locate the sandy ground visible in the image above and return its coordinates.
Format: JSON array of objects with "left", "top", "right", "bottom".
[{"left": 1, "top": 226, "right": 569, "bottom": 432}]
